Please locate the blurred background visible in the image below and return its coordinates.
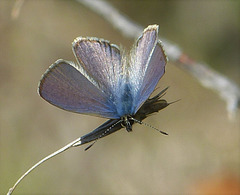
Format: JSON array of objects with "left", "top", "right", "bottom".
[{"left": 1, "top": 0, "right": 239, "bottom": 194}]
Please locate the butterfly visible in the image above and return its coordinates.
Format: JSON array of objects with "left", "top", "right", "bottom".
[{"left": 38, "top": 24, "right": 169, "bottom": 149}]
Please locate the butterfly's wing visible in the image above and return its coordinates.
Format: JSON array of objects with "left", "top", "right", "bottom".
[
  {"left": 72, "top": 37, "right": 123, "bottom": 101},
  {"left": 38, "top": 59, "right": 119, "bottom": 119},
  {"left": 79, "top": 119, "right": 122, "bottom": 146},
  {"left": 129, "top": 25, "right": 167, "bottom": 113}
]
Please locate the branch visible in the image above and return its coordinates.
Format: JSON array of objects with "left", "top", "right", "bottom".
[
  {"left": 7, "top": 138, "right": 82, "bottom": 195},
  {"left": 78, "top": 0, "right": 240, "bottom": 118}
]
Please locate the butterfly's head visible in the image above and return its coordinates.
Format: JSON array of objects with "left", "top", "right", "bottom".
[{"left": 121, "top": 115, "right": 135, "bottom": 132}]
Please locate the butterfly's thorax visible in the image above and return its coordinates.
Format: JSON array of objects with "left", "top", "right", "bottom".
[{"left": 116, "top": 83, "right": 135, "bottom": 117}]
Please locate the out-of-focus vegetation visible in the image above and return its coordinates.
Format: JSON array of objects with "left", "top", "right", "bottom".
[{"left": 1, "top": 1, "right": 239, "bottom": 194}]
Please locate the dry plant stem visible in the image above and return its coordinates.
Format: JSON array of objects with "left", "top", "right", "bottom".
[
  {"left": 178, "top": 54, "right": 240, "bottom": 118},
  {"left": 78, "top": 0, "right": 240, "bottom": 118},
  {"left": 7, "top": 137, "right": 81, "bottom": 195}
]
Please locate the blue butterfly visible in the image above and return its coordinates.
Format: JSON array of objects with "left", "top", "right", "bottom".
[{"left": 38, "top": 24, "right": 169, "bottom": 149}]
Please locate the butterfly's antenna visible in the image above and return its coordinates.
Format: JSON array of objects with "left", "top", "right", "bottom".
[
  {"left": 7, "top": 137, "right": 82, "bottom": 195},
  {"left": 130, "top": 117, "right": 168, "bottom": 135},
  {"left": 84, "top": 120, "right": 123, "bottom": 151}
]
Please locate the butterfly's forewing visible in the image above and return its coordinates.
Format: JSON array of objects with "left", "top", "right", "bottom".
[
  {"left": 38, "top": 60, "right": 118, "bottom": 118},
  {"left": 138, "top": 42, "right": 166, "bottom": 105},
  {"left": 72, "top": 38, "right": 123, "bottom": 99},
  {"left": 130, "top": 25, "right": 167, "bottom": 113}
]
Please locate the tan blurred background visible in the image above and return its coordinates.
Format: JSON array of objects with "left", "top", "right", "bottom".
[{"left": 1, "top": 1, "right": 240, "bottom": 194}]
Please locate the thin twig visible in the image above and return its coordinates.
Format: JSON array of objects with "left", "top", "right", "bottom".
[
  {"left": 7, "top": 137, "right": 81, "bottom": 195},
  {"left": 78, "top": 0, "right": 240, "bottom": 118}
]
